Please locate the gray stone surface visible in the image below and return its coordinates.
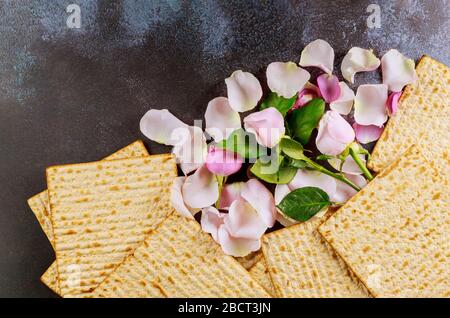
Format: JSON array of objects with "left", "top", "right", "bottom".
[{"left": 0, "top": 0, "right": 448, "bottom": 297}]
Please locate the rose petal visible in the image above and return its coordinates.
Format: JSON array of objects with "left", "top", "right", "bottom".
[
  {"left": 353, "top": 123, "right": 384, "bottom": 144},
  {"left": 182, "top": 164, "right": 219, "bottom": 209},
  {"left": 293, "top": 82, "right": 321, "bottom": 109},
  {"left": 172, "top": 126, "right": 207, "bottom": 174},
  {"left": 218, "top": 182, "right": 244, "bottom": 210},
  {"left": 240, "top": 179, "right": 277, "bottom": 227},
  {"left": 205, "top": 146, "right": 243, "bottom": 177},
  {"left": 204, "top": 97, "right": 241, "bottom": 141},
  {"left": 317, "top": 74, "right": 341, "bottom": 103},
  {"left": 201, "top": 206, "right": 226, "bottom": 242},
  {"left": 243, "top": 107, "right": 285, "bottom": 148},
  {"left": 289, "top": 169, "right": 337, "bottom": 199},
  {"left": 217, "top": 225, "right": 261, "bottom": 257},
  {"left": 299, "top": 39, "right": 334, "bottom": 74},
  {"left": 386, "top": 92, "right": 401, "bottom": 116},
  {"left": 225, "top": 70, "right": 263, "bottom": 112},
  {"left": 341, "top": 47, "right": 380, "bottom": 84},
  {"left": 328, "top": 154, "right": 366, "bottom": 175},
  {"left": 381, "top": 49, "right": 417, "bottom": 92},
  {"left": 266, "top": 61, "right": 310, "bottom": 98},
  {"left": 332, "top": 174, "right": 367, "bottom": 203},
  {"left": 223, "top": 200, "right": 267, "bottom": 239},
  {"left": 329, "top": 82, "right": 355, "bottom": 115},
  {"left": 354, "top": 84, "right": 388, "bottom": 126},
  {"left": 316, "top": 111, "right": 355, "bottom": 155},
  {"left": 170, "top": 177, "right": 200, "bottom": 219},
  {"left": 140, "top": 109, "right": 188, "bottom": 145}
]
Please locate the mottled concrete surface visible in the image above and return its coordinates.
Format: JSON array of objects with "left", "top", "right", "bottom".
[{"left": 0, "top": 0, "right": 448, "bottom": 297}]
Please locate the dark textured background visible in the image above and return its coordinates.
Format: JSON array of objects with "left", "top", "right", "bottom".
[{"left": 0, "top": 0, "right": 448, "bottom": 297}]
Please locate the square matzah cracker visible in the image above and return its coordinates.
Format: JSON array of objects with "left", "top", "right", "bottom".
[
  {"left": 319, "top": 146, "right": 449, "bottom": 297},
  {"left": 368, "top": 56, "right": 450, "bottom": 172},
  {"left": 92, "top": 213, "right": 270, "bottom": 298},
  {"left": 248, "top": 258, "right": 276, "bottom": 297},
  {"left": 28, "top": 141, "right": 149, "bottom": 295},
  {"left": 262, "top": 215, "right": 368, "bottom": 298},
  {"left": 47, "top": 154, "right": 177, "bottom": 297}
]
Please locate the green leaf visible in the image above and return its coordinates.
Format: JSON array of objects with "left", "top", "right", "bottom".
[
  {"left": 250, "top": 156, "right": 297, "bottom": 184},
  {"left": 316, "top": 154, "right": 335, "bottom": 161},
  {"left": 288, "top": 98, "right": 325, "bottom": 145},
  {"left": 277, "top": 187, "right": 331, "bottom": 222},
  {"left": 279, "top": 137, "right": 306, "bottom": 160},
  {"left": 260, "top": 92, "right": 297, "bottom": 116},
  {"left": 217, "top": 129, "right": 266, "bottom": 159},
  {"left": 288, "top": 158, "right": 308, "bottom": 169}
]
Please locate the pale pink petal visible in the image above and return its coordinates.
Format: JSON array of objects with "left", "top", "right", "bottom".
[
  {"left": 218, "top": 182, "right": 244, "bottom": 210},
  {"left": 381, "top": 49, "right": 417, "bottom": 92},
  {"left": 205, "top": 146, "right": 243, "bottom": 177},
  {"left": 328, "top": 154, "right": 366, "bottom": 175},
  {"left": 170, "top": 177, "right": 199, "bottom": 219},
  {"left": 329, "top": 82, "right": 355, "bottom": 115},
  {"left": 276, "top": 210, "right": 299, "bottom": 227},
  {"left": 386, "top": 92, "right": 401, "bottom": 116},
  {"left": 217, "top": 225, "right": 261, "bottom": 257},
  {"left": 140, "top": 109, "right": 188, "bottom": 145},
  {"left": 317, "top": 74, "right": 341, "bottom": 103},
  {"left": 353, "top": 123, "right": 384, "bottom": 144},
  {"left": 299, "top": 39, "right": 334, "bottom": 74},
  {"left": 201, "top": 206, "right": 226, "bottom": 242},
  {"left": 243, "top": 107, "right": 285, "bottom": 148},
  {"left": 172, "top": 126, "right": 207, "bottom": 174},
  {"left": 354, "top": 84, "right": 388, "bottom": 126},
  {"left": 332, "top": 174, "right": 367, "bottom": 203},
  {"left": 224, "top": 200, "right": 267, "bottom": 239},
  {"left": 289, "top": 169, "right": 337, "bottom": 199},
  {"left": 293, "top": 82, "right": 320, "bottom": 109},
  {"left": 240, "top": 179, "right": 277, "bottom": 227},
  {"left": 316, "top": 111, "right": 355, "bottom": 155},
  {"left": 341, "top": 47, "right": 380, "bottom": 84},
  {"left": 266, "top": 61, "right": 310, "bottom": 98},
  {"left": 204, "top": 97, "right": 241, "bottom": 141},
  {"left": 225, "top": 70, "right": 263, "bottom": 112},
  {"left": 182, "top": 164, "right": 219, "bottom": 209}
]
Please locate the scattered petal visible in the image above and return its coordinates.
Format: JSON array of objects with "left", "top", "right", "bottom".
[
  {"left": 299, "top": 39, "right": 334, "bottom": 74},
  {"left": 217, "top": 225, "right": 261, "bottom": 257},
  {"left": 218, "top": 182, "right": 244, "bottom": 210},
  {"left": 386, "top": 92, "right": 401, "bottom": 116},
  {"left": 316, "top": 110, "right": 355, "bottom": 155},
  {"left": 225, "top": 70, "right": 263, "bottom": 112},
  {"left": 293, "top": 82, "right": 320, "bottom": 109},
  {"left": 341, "top": 47, "right": 380, "bottom": 84},
  {"left": 354, "top": 84, "right": 388, "bottom": 126},
  {"left": 240, "top": 179, "right": 277, "bottom": 227},
  {"left": 353, "top": 123, "right": 384, "bottom": 144},
  {"left": 170, "top": 177, "right": 199, "bottom": 219},
  {"left": 288, "top": 169, "right": 337, "bottom": 199},
  {"left": 140, "top": 109, "right": 188, "bottom": 145},
  {"left": 182, "top": 164, "right": 219, "bottom": 209},
  {"left": 328, "top": 154, "right": 366, "bottom": 175},
  {"left": 224, "top": 200, "right": 267, "bottom": 239},
  {"left": 172, "top": 126, "right": 207, "bottom": 174},
  {"left": 201, "top": 206, "right": 226, "bottom": 241},
  {"left": 205, "top": 146, "right": 243, "bottom": 176},
  {"left": 381, "top": 49, "right": 417, "bottom": 92},
  {"left": 243, "top": 107, "right": 285, "bottom": 148},
  {"left": 333, "top": 174, "right": 367, "bottom": 203},
  {"left": 266, "top": 61, "right": 310, "bottom": 98},
  {"left": 204, "top": 97, "right": 241, "bottom": 141},
  {"left": 317, "top": 74, "right": 341, "bottom": 103},
  {"left": 329, "top": 82, "right": 355, "bottom": 115}
]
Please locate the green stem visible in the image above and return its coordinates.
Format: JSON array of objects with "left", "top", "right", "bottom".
[
  {"left": 302, "top": 157, "right": 361, "bottom": 191},
  {"left": 349, "top": 148, "right": 374, "bottom": 181}
]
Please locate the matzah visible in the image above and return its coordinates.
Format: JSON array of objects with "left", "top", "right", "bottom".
[
  {"left": 47, "top": 154, "right": 177, "bottom": 297},
  {"left": 368, "top": 56, "right": 450, "bottom": 172},
  {"left": 262, "top": 214, "right": 367, "bottom": 298},
  {"left": 93, "top": 213, "right": 270, "bottom": 298},
  {"left": 319, "top": 146, "right": 449, "bottom": 297},
  {"left": 248, "top": 258, "right": 276, "bottom": 296}
]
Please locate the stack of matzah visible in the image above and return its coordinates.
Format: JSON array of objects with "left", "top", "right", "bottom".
[{"left": 29, "top": 141, "right": 268, "bottom": 298}]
